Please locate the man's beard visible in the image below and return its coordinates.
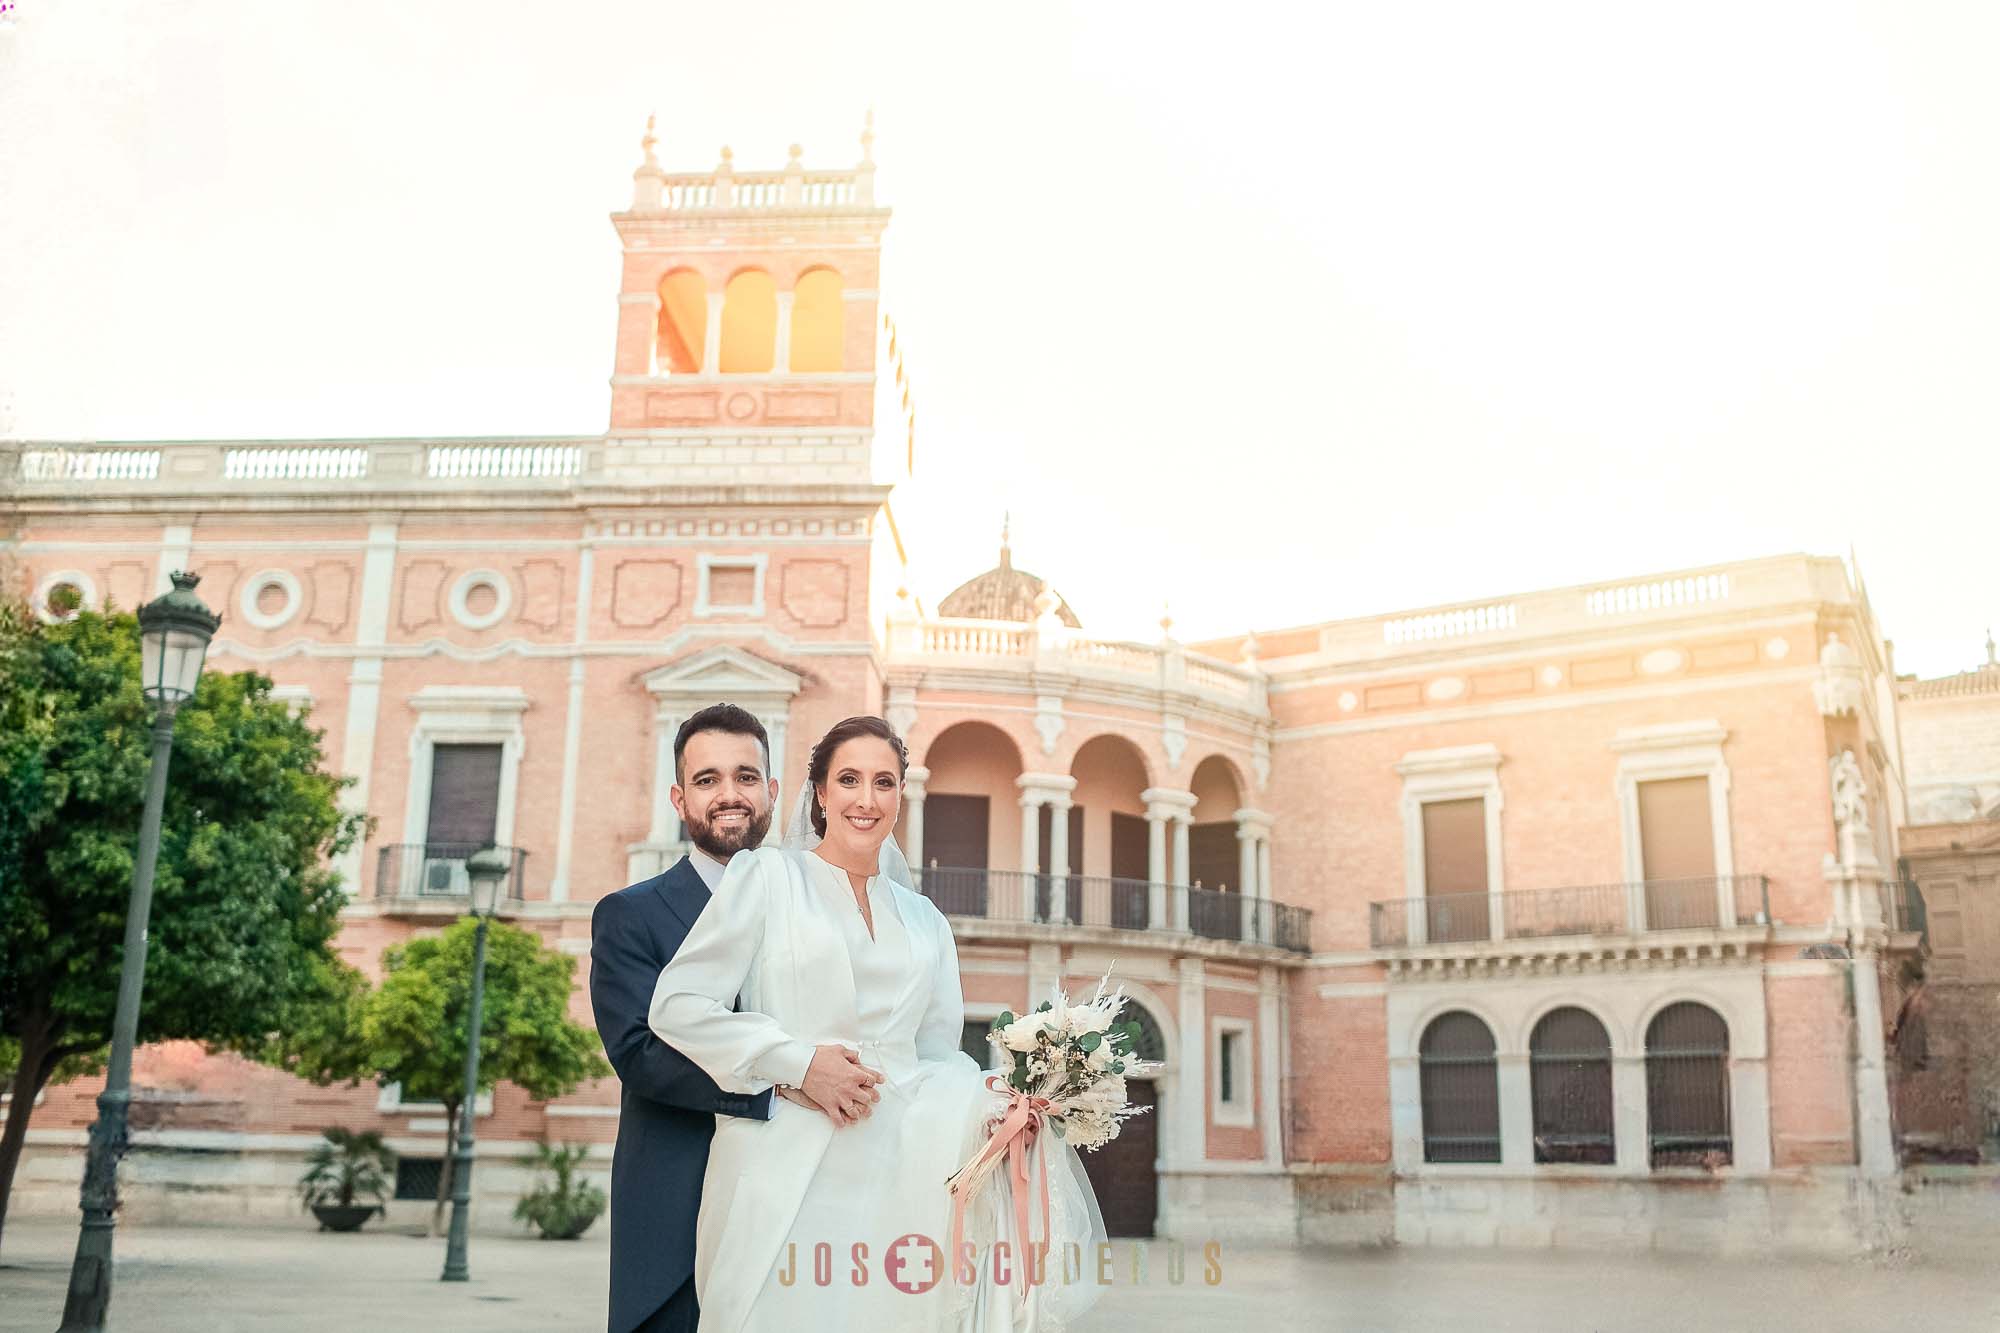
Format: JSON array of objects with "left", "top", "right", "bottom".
[{"left": 686, "top": 801, "right": 773, "bottom": 861}]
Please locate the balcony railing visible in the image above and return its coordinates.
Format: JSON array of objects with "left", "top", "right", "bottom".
[
  {"left": 373, "top": 843, "right": 529, "bottom": 907},
  {"left": 919, "top": 867, "right": 1311, "bottom": 954},
  {"left": 1887, "top": 879, "right": 1928, "bottom": 941},
  {"left": 1368, "top": 875, "right": 1771, "bottom": 949}
]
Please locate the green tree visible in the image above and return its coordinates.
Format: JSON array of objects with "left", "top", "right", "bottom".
[
  {"left": 0, "top": 600, "right": 369, "bottom": 1249},
  {"left": 355, "top": 919, "right": 610, "bottom": 1234}
]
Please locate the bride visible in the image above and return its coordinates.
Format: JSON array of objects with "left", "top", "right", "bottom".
[{"left": 648, "top": 715, "right": 1105, "bottom": 1333}]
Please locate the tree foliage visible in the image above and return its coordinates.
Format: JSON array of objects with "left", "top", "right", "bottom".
[
  {"left": 0, "top": 600, "right": 370, "bottom": 1245},
  {"left": 343, "top": 918, "right": 610, "bottom": 1230}
]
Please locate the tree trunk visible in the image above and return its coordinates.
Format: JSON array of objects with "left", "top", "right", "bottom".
[
  {"left": 0, "top": 1015, "right": 60, "bottom": 1257},
  {"left": 429, "top": 1098, "right": 460, "bottom": 1238}
]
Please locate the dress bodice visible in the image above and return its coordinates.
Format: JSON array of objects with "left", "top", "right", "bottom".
[{"left": 803, "top": 853, "right": 921, "bottom": 1082}]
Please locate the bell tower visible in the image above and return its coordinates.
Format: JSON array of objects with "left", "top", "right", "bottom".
[{"left": 604, "top": 116, "right": 887, "bottom": 486}]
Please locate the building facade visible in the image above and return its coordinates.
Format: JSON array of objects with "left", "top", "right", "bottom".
[{"left": 0, "top": 129, "right": 1935, "bottom": 1251}]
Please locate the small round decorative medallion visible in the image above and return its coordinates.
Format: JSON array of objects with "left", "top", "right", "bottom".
[
  {"left": 1764, "top": 636, "right": 1791, "bottom": 661},
  {"left": 1425, "top": 676, "right": 1466, "bottom": 702},
  {"left": 239, "top": 569, "right": 302, "bottom": 630},
  {"left": 1639, "top": 648, "right": 1685, "bottom": 676},
  {"left": 33, "top": 570, "right": 95, "bottom": 624},
  {"left": 1540, "top": 665, "right": 1564, "bottom": 687},
  {"left": 725, "top": 392, "right": 758, "bottom": 421},
  {"left": 1338, "top": 691, "right": 1358, "bottom": 712},
  {"left": 449, "top": 570, "right": 513, "bottom": 630}
]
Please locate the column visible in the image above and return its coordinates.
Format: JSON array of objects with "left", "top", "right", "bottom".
[
  {"left": 1496, "top": 1053, "right": 1534, "bottom": 1167},
  {"left": 702, "top": 288, "right": 724, "bottom": 373},
  {"left": 335, "top": 520, "right": 398, "bottom": 896},
  {"left": 1728, "top": 1056, "right": 1774, "bottom": 1174},
  {"left": 1257, "top": 967, "right": 1284, "bottom": 1166},
  {"left": 1172, "top": 814, "right": 1192, "bottom": 931},
  {"left": 1237, "top": 825, "right": 1258, "bottom": 941},
  {"left": 1259, "top": 837, "right": 1275, "bottom": 944},
  {"left": 549, "top": 546, "right": 594, "bottom": 902},
  {"left": 1047, "top": 795, "right": 1072, "bottom": 923},
  {"left": 1017, "top": 790, "right": 1042, "bottom": 922},
  {"left": 1612, "top": 1054, "right": 1648, "bottom": 1173},
  {"left": 1388, "top": 1056, "right": 1424, "bottom": 1171},
  {"left": 773, "top": 290, "right": 795, "bottom": 371},
  {"left": 1234, "top": 809, "right": 1271, "bottom": 943},
  {"left": 1850, "top": 948, "right": 1898, "bottom": 1177},
  {"left": 1145, "top": 806, "right": 1169, "bottom": 929},
  {"left": 1176, "top": 958, "right": 1208, "bottom": 1170},
  {"left": 901, "top": 765, "right": 929, "bottom": 882}
]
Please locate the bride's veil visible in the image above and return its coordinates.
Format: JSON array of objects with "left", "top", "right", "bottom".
[{"left": 775, "top": 777, "right": 917, "bottom": 889}]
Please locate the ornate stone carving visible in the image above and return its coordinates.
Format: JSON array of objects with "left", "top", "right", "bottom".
[
  {"left": 306, "top": 561, "right": 353, "bottom": 634},
  {"left": 780, "top": 559, "right": 849, "bottom": 628},
  {"left": 514, "top": 559, "right": 564, "bottom": 632},
  {"left": 398, "top": 559, "right": 447, "bottom": 634},
  {"left": 1814, "top": 631, "right": 1864, "bottom": 717},
  {"left": 1161, "top": 713, "right": 1187, "bottom": 770},
  {"left": 1035, "top": 694, "right": 1064, "bottom": 757},
  {"left": 610, "top": 559, "right": 682, "bottom": 629}
]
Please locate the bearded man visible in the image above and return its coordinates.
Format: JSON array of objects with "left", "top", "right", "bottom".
[{"left": 588, "top": 702, "right": 782, "bottom": 1333}]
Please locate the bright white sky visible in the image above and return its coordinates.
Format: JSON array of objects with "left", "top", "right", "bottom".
[{"left": 2, "top": 2, "right": 1994, "bottom": 677}]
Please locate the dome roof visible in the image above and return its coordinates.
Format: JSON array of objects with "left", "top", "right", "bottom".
[{"left": 937, "top": 524, "right": 1081, "bottom": 627}]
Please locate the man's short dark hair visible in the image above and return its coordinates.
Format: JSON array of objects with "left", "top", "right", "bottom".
[{"left": 673, "top": 703, "right": 771, "bottom": 785}]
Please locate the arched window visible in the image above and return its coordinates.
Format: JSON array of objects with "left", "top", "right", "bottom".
[
  {"left": 1645, "top": 1002, "right": 1731, "bottom": 1168},
  {"left": 719, "top": 270, "right": 776, "bottom": 373},
  {"left": 1530, "top": 1007, "right": 1614, "bottom": 1164},
  {"left": 1419, "top": 1012, "right": 1500, "bottom": 1163},
  {"left": 655, "top": 270, "right": 707, "bottom": 374},
  {"left": 788, "top": 267, "right": 843, "bottom": 372}
]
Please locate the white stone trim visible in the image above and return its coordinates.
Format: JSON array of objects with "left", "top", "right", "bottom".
[
  {"left": 694, "top": 553, "right": 768, "bottom": 618},
  {"left": 1397, "top": 743, "right": 1505, "bottom": 944},
  {"left": 376, "top": 1081, "right": 494, "bottom": 1117},
  {"left": 550, "top": 547, "right": 594, "bottom": 902},
  {"left": 448, "top": 568, "right": 514, "bottom": 631},
  {"left": 267, "top": 684, "right": 313, "bottom": 714},
  {"left": 631, "top": 646, "right": 801, "bottom": 875},
  {"left": 963, "top": 1001, "right": 1009, "bottom": 1071},
  {"left": 1211, "top": 1015, "right": 1255, "bottom": 1129},
  {"left": 402, "top": 686, "right": 530, "bottom": 852},
  {"left": 1611, "top": 720, "right": 1734, "bottom": 929},
  {"left": 545, "top": 1104, "right": 621, "bottom": 1118},
  {"left": 33, "top": 568, "right": 95, "bottom": 623},
  {"left": 156, "top": 523, "right": 193, "bottom": 598},
  {"left": 238, "top": 568, "right": 302, "bottom": 630},
  {"left": 1386, "top": 967, "right": 1772, "bottom": 1177}
]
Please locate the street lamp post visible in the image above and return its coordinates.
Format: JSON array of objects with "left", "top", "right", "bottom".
[
  {"left": 59, "top": 572, "right": 220, "bottom": 1333},
  {"left": 440, "top": 844, "right": 511, "bottom": 1283}
]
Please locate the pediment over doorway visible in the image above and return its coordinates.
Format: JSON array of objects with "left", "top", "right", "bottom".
[{"left": 641, "top": 644, "right": 805, "bottom": 703}]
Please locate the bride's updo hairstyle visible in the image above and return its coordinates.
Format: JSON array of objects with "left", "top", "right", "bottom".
[{"left": 807, "top": 715, "right": 909, "bottom": 838}]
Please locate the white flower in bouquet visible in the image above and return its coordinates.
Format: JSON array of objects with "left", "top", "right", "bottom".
[{"left": 998, "top": 1011, "right": 1050, "bottom": 1052}]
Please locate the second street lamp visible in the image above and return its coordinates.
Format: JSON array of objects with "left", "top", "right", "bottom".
[
  {"left": 440, "top": 843, "right": 510, "bottom": 1283},
  {"left": 59, "top": 572, "right": 220, "bottom": 1333}
]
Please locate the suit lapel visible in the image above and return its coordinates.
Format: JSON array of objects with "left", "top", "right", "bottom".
[{"left": 654, "top": 856, "right": 709, "bottom": 935}]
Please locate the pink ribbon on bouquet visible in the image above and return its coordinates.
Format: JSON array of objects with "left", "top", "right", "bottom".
[{"left": 946, "top": 1075, "right": 1053, "bottom": 1287}]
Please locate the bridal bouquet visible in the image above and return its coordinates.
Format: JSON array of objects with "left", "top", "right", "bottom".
[{"left": 945, "top": 974, "right": 1156, "bottom": 1275}]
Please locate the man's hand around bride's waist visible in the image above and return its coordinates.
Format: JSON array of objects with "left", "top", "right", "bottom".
[{"left": 781, "top": 1044, "right": 883, "bottom": 1127}]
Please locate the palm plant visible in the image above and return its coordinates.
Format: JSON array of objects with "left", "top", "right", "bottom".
[
  {"left": 298, "top": 1127, "right": 394, "bottom": 1213},
  {"left": 513, "top": 1140, "right": 606, "bottom": 1240}
]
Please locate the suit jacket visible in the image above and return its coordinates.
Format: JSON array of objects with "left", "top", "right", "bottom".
[{"left": 589, "top": 857, "right": 773, "bottom": 1333}]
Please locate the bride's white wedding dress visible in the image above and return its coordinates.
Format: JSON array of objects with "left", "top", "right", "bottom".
[{"left": 649, "top": 845, "right": 1105, "bottom": 1333}]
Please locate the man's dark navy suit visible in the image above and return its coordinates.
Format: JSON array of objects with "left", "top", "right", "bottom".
[{"left": 590, "top": 857, "right": 773, "bottom": 1333}]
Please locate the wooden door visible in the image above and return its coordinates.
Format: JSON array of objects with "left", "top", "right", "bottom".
[{"left": 1078, "top": 1078, "right": 1157, "bottom": 1237}]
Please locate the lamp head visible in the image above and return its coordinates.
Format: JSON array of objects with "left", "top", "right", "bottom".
[
  {"left": 464, "top": 844, "right": 512, "bottom": 918},
  {"left": 138, "top": 571, "right": 221, "bottom": 705}
]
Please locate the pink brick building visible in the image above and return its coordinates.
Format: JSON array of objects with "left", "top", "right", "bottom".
[{"left": 0, "top": 127, "right": 1929, "bottom": 1251}]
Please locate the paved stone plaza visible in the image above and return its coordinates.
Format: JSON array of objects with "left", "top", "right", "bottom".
[{"left": 2, "top": 1219, "right": 1997, "bottom": 1332}]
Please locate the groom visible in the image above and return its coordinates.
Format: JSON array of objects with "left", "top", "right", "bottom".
[{"left": 588, "top": 703, "right": 788, "bottom": 1333}]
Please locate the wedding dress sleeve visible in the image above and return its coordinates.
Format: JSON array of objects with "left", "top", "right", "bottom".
[{"left": 647, "top": 847, "right": 817, "bottom": 1095}]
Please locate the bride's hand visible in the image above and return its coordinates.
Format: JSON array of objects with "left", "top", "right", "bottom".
[{"left": 799, "top": 1044, "right": 883, "bottom": 1126}]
